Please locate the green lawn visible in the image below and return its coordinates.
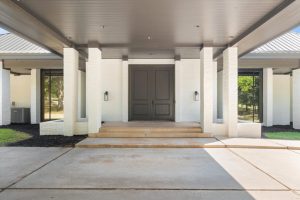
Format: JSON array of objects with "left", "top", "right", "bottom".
[
  {"left": 265, "top": 132, "right": 300, "bottom": 140},
  {"left": 0, "top": 128, "right": 31, "bottom": 146}
]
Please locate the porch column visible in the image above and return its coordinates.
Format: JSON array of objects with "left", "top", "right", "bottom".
[
  {"left": 63, "top": 48, "right": 79, "bottom": 136},
  {"left": 223, "top": 47, "right": 238, "bottom": 137},
  {"left": 86, "top": 47, "right": 102, "bottom": 133},
  {"left": 263, "top": 68, "right": 273, "bottom": 127},
  {"left": 200, "top": 47, "right": 213, "bottom": 133},
  {"left": 293, "top": 69, "right": 300, "bottom": 129},
  {"left": 212, "top": 61, "right": 218, "bottom": 122},
  {"left": 122, "top": 58, "right": 129, "bottom": 122},
  {"left": 30, "top": 69, "right": 41, "bottom": 124},
  {"left": 175, "top": 59, "right": 181, "bottom": 122},
  {"left": 0, "top": 61, "right": 11, "bottom": 125}
]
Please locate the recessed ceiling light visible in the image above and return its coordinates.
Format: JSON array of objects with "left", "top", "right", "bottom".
[{"left": 147, "top": 36, "right": 151, "bottom": 40}]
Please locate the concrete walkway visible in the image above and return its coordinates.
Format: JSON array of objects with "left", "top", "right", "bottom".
[
  {"left": 76, "top": 137, "right": 300, "bottom": 149},
  {"left": 0, "top": 145, "right": 300, "bottom": 199}
]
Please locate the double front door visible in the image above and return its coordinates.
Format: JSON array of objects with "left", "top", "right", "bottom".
[{"left": 129, "top": 65, "right": 175, "bottom": 121}]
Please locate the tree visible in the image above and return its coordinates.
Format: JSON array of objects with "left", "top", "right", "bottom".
[
  {"left": 50, "top": 76, "right": 64, "bottom": 111},
  {"left": 238, "top": 76, "right": 254, "bottom": 111}
]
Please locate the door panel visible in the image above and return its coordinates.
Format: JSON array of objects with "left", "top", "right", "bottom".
[
  {"left": 130, "top": 69, "right": 152, "bottom": 120},
  {"left": 155, "top": 104, "right": 170, "bottom": 115},
  {"left": 155, "top": 70, "right": 170, "bottom": 100},
  {"left": 153, "top": 69, "right": 174, "bottom": 120},
  {"left": 129, "top": 65, "right": 175, "bottom": 121},
  {"left": 133, "top": 70, "right": 148, "bottom": 100}
]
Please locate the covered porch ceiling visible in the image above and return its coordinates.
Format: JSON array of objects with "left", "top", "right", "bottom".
[{"left": 1, "top": 0, "right": 300, "bottom": 59}]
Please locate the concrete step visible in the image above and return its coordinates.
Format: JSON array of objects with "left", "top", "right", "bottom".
[
  {"left": 89, "top": 132, "right": 211, "bottom": 138},
  {"left": 99, "top": 127, "right": 202, "bottom": 133},
  {"left": 76, "top": 138, "right": 225, "bottom": 148}
]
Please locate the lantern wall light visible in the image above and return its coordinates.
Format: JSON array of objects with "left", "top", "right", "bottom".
[
  {"left": 194, "top": 91, "right": 199, "bottom": 101},
  {"left": 104, "top": 91, "right": 109, "bottom": 101}
]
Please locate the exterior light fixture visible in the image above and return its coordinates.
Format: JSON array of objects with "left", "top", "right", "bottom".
[
  {"left": 104, "top": 91, "right": 109, "bottom": 101},
  {"left": 194, "top": 91, "right": 199, "bottom": 101}
]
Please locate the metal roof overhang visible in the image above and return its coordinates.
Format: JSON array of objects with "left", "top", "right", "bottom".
[
  {"left": 1, "top": 0, "right": 300, "bottom": 59},
  {"left": 3, "top": 58, "right": 86, "bottom": 75},
  {"left": 243, "top": 52, "right": 300, "bottom": 59},
  {"left": 0, "top": 53, "right": 61, "bottom": 60}
]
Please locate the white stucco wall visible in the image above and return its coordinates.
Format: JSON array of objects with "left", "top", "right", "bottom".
[
  {"left": 273, "top": 75, "right": 291, "bottom": 125},
  {"left": 180, "top": 59, "right": 200, "bottom": 122},
  {"left": 263, "top": 68, "right": 273, "bottom": 127},
  {"left": 101, "top": 59, "right": 123, "bottom": 121},
  {"left": 78, "top": 70, "right": 86, "bottom": 118},
  {"left": 99, "top": 59, "right": 201, "bottom": 122},
  {"left": 217, "top": 71, "right": 223, "bottom": 119},
  {"left": 292, "top": 69, "right": 300, "bottom": 129},
  {"left": 30, "top": 69, "right": 41, "bottom": 124},
  {"left": 0, "top": 67, "right": 11, "bottom": 125},
  {"left": 10, "top": 74, "right": 31, "bottom": 108}
]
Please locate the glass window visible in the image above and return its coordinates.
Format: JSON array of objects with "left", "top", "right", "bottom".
[
  {"left": 238, "top": 70, "right": 262, "bottom": 123},
  {"left": 41, "top": 70, "right": 64, "bottom": 121}
]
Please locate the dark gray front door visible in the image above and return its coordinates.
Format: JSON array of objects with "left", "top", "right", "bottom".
[{"left": 129, "top": 65, "right": 175, "bottom": 121}]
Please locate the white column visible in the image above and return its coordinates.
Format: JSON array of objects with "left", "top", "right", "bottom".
[
  {"left": 63, "top": 48, "right": 79, "bottom": 136},
  {"left": 122, "top": 59, "right": 129, "bottom": 122},
  {"left": 200, "top": 47, "right": 214, "bottom": 133},
  {"left": 212, "top": 61, "right": 218, "bottom": 122},
  {"left": 175, "top": 59, "right": 181, "bottom": 122},
  {"left": 263, "top": 68, "right": 273, "bottom": 127},
  {"left": 86, "top": 48, "right": 102, "bottom": 133},
  {"left": 223, "top": 47, "right": 238, "bottom": 137},
  {"left": 0, "top": 62, "right": 11, "bottom": 125},
  {"left": 30, "top": 69, "right": 41, "bottom": 124},
  {"left": 293, "top": 69, "right": 300, "bottom": 129}
]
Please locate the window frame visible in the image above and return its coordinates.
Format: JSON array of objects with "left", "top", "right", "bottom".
[
  {"left": 238, "top": 68, "right": 263, "bottom": 123},
  {"left": 40, "top": 69, "right": 64, "bottom": 122}
]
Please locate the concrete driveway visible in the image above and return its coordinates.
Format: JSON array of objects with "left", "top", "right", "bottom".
[{"left": 0, "top": 147, "right": 300, "bottom": 199}]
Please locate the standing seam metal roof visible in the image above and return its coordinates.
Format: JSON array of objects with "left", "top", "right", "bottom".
[
  {"left": 0, "top": 33, "right": 50, "bottom": 54},
  {"left": 251, "top": 32, "right": 300, "bottom": 54},
  {"left": 1, "top": 32, "right": 300, "bottom": 55}
]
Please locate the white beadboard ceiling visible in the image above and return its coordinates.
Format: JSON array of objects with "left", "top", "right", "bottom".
[{"left": 8, "top": 0, "right": 285, "bottom": 58}]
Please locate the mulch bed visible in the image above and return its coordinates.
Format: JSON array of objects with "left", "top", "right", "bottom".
[
  {"left": 2, "top": 124, "right": 299, "bottom": 146},
  {"left": 0, "top": 124, "right": 87, "bottom": 147},
  {"left": 262, "top": 124, "right": 300, "bottom": 132}
]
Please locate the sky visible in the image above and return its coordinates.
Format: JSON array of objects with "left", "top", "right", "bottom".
[
  {"left": 292, "top": 26, "right": 300, "bottom": 33},
  {"left": 0, "top": 28, "right": 9, "bottom": 34}
]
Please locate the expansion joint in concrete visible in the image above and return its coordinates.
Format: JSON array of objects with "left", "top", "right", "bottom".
[
  {"left": 227, "top": 148, "right": 291, "bottom": 191},
  {"left": 0, "top": 148, "right": 73, "bottom": 193}
]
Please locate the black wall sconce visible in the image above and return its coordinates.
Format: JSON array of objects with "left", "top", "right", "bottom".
[
  {"left": 194, "top": 91, "right": 199, "bottom": 101},
  {"left": 104, "top": 91, "right": 109, "bottom": 101}
]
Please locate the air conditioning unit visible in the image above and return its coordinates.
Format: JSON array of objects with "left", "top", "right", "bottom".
[{"left": 11, "top": 108, "right": 30, "bottom": 124}]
